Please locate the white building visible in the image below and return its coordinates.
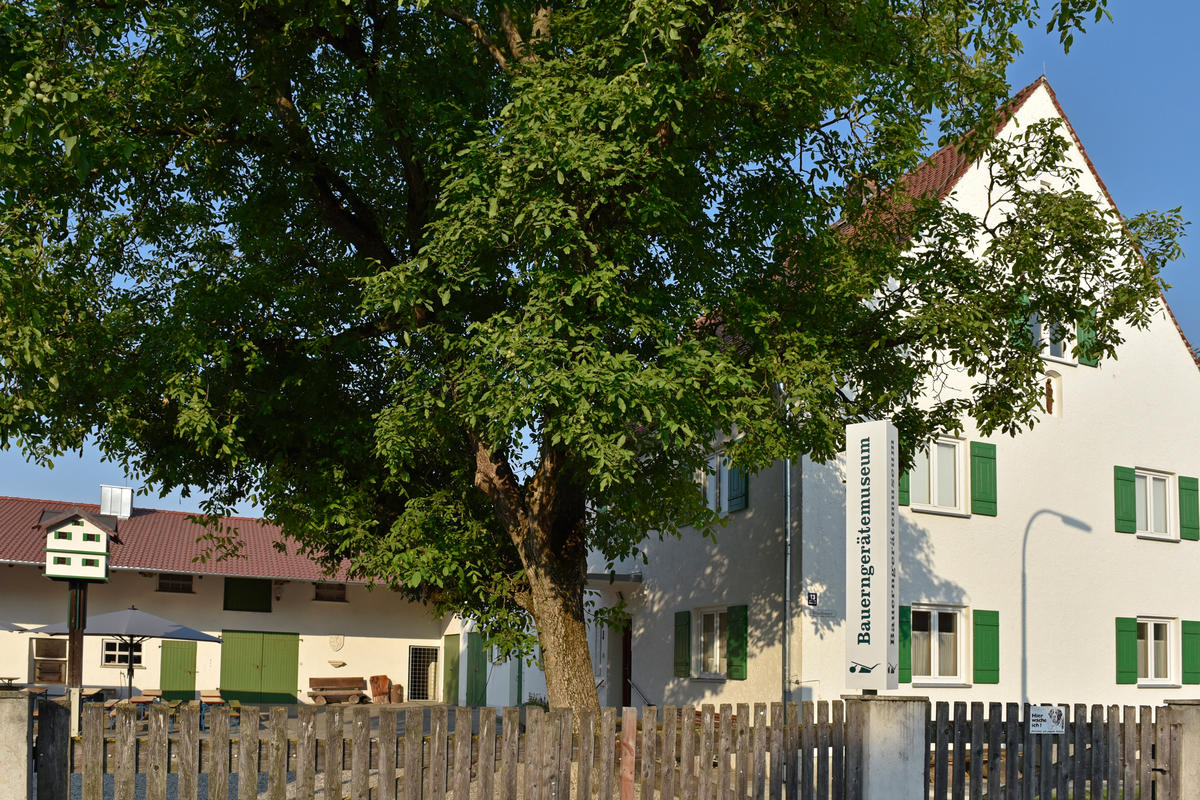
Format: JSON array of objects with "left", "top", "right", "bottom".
[
  {"left": 0, "top": 490, "right": 528, "bottom": 705},
  {"left": 591, "top": 77, "right": 1200, "bottom": 708}
]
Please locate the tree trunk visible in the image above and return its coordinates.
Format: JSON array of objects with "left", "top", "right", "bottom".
[
  {"left": 471, "top": 439, "right": 600, "bottom": 711},
  {"left": 527, "top": 566, "right": 600, "bottom": 712}
]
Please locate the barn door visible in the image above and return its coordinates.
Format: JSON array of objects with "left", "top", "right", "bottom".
[
  {"left": 220, "top": 630, "right": 298, "bottom": 703},
  {"left": 160, "top": 641, "right": 196, "bottom": 702}
]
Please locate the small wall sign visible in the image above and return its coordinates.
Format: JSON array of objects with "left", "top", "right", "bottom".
[
  {"left": 1028, "top": 705, "right": 1066, "bottom": 734},
  {"left": 807, "top": 592, "right": 818, "bottom": 607}
]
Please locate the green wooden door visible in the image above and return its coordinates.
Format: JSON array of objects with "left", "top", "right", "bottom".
[
  {"left": 442, "top": 634, "right": 460, "bottom": 705},
  {"left": 220, "top": 630, "right": 299, "bottom": 703},
  {"left": 466, "top": 632, "right": 487, "bottom": 706},
  {"left": 160, "top": 641, "right": 197, "bottom": 702},
  {"left": 259, "top": 632, "right": 299, "bottom": 704},
  {"left": 220, "top": 630, "right": 263, "bottom": 704}
]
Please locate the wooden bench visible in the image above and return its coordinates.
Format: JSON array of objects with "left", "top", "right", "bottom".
[{"left": 307, "top": 677, "right": 369, "bottom": 704}]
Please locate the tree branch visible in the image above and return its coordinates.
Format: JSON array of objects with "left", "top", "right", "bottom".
[
  {"left": 496, "top": 5, "right": 531, "bottom": 64},
  {"left": 470, "top": 434, "right": 528, "bottom": 545},
  {"left": 313, "top": 18, "right": 433, "bottom": 259},
  {"left": 269, "top": 84, "right": 398, "bottom": 269},
  {"left": 438, "top": 5, "right": 510, "bottom": 71}
]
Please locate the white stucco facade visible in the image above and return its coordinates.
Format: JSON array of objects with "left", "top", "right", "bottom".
[
  {"left": 615, "top": 81, "right": 1200, "bottom": 709},
  {"left": 0, "top": 563, "right": 452, "bottom": 701}
]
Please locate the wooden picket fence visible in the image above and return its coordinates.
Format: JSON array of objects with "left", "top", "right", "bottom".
[
  {"left": 36, "top": 698, "right": 858, "bottom": 800},
  {"left": 926, "top": 701, "right": 1178, "bottom": 799},
  {"left": 32, "top": 697, "right": 1183, "bottom": 799}
]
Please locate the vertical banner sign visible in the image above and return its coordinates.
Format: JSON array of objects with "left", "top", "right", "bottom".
[{"left": 845, "top": 420, "right": 899, "bottom": 691}]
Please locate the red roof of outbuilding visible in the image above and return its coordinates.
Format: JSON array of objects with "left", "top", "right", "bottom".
[{"left": 0, "top": 495, "right": 349, "bottom": 582}]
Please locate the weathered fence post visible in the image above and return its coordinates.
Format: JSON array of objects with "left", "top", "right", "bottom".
[
  {"left": 34, "top": 699, "right": 69, "bottom": 800},
  {"left": 843, "top": 695, "right": 929, "bottom": 800},
  {"left": 1166, "top": 700, "right": 1200, "bottom": 799},
  {"left": 0, "top": 691, "right": 33, "bottom": 800}
]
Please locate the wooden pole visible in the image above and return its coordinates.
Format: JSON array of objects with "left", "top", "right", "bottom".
[{"left": 67, "top": 580, "right": 87, "bottom": 690}]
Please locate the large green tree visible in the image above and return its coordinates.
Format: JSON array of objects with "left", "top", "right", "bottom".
[{"left": 0, "top": 0, "right": 1183, "bottom": 709}]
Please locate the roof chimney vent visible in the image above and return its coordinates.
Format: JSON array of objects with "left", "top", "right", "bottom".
[{"left": 100, "top": 485, "right": 133, "bottom": 520}]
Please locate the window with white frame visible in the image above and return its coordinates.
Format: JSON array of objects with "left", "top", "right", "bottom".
[
  {"left": 1137, "top": 618, "right": 1173, "bottom": 683},
  {"left": 701, "top": 455, "right": 720, "bottom": 511},
  {"left": 700, "top": 455, "right": 748, "bottom": 513},
  {"left": 101, "top": 639, "right": 143, "bottom": 668},
  {"left": 909, "top": 439, "right": 964, "bottom": 513},
  {"left": 1135, "top": 470, "right": 1172, "bottom": 538},
  {"left": 1028, "top": 311, "right": 1072, "bottom": 361},
  {"left": 911, "top": 606, "right": 962, "bottom": 681},
  {"left": 32, "top": 638, "right": 67, "bottom": 683},
  {"left": 697, "top": 608, "right": 728, "bottom": 678}
]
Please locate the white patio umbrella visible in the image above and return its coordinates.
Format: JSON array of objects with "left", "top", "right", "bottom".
[{"left": 27, "top": 605, "right": 220, "bottom": 698}]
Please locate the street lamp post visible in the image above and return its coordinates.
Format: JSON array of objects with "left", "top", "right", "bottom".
[{"left": 1022, "top": 509, "right": 1090, "bottom": 704}]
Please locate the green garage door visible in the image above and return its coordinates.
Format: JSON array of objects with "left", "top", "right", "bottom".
[
  {"left": 220, "top": 630, "right": 299, "bottom": 703},
  {"left": 160, "top": 641, "right": 197, "bottom": 702}
]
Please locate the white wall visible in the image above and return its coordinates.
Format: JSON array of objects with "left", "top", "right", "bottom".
[
  {"left": 0, "top": 565, "right": 447, "bottom": 700},
  {"left": 624, "top": 83, "right": 1200, "bottom": 709},
  {"left": 626, "top": 457, "right": 802, "bottom": 706}
]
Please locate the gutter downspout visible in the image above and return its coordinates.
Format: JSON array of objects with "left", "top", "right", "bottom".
[
  {"left": 782, "top": 455, "right": 792, "bottom": 705},
  {"left": 783, "top": 457, "right": 795, "bottom": 706}
]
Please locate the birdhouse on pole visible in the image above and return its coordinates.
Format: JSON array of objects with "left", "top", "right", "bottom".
[{"left": 40, "top": 503, "right": 122, "bottom": 583}]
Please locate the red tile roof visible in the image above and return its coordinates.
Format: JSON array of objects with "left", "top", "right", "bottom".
[
  {"left": 0, "top": 495, "right": 351, "bottom": 582},
  {"left": 901, "top": 77, "right": 1043, "bottom": 201}
]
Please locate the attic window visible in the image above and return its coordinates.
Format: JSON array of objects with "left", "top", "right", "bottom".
[
  {"left": 72, "top": 520, "right": 83, "bottom": 526},
  {"left": 157, "top": 574, "right": 193, "bottom": 594},
  {"left": 313, "top": 583, "right": 347, "bottom": 603}
]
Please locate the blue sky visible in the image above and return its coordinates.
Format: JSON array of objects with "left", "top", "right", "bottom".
[{"left": 1, "top": 5, "right": 1195, "bottom": 515}]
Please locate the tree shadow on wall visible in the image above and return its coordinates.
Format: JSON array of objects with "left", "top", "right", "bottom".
[{"left": 800, "top": 453, "right": 966, "bottom": 643}]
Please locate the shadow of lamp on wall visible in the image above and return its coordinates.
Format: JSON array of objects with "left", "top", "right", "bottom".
[{"left": 1022, "top": 509, "right": 1091, "bottom": 705}]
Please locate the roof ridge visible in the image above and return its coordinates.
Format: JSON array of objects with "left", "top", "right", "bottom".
[{"left": 0, "top": 494, "right": 269, "bottom": 524}]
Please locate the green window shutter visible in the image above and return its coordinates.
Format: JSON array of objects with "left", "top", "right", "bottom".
[
  {"left": 969, "top": 442, "right": 998, "bottom": 516},
  {"left": 972, "top": 610, "right": 1000, "bottom": 684},
  {"left": 1180, "top": 476, "right": 1200, "bottom": 541},
  {"left": 223, "top": 578, "right": 272, "bottom": 612},
  {"left": 442, "top": 634, "right": 460, "bottom": 704},
  {"left": 898, "top": 605, "right": 912, "bottom": 684},
  {"left": 1183, "top": 621, "right": 1200, "bottom": 684},
  {"left": 673, "top": 612, "right": 691, "bottom": 678},
  {"left": 466, "top": 632, "right": 487, "bottom": 706},
  {"left": 1077, "top": 310, "right": 1099, "bottom": 367},
  {"left": 727, "top": 605, "right": 748, "bottom": 681},
  {"left": 726, "top": 465, "right": 748, "bottom": 512},
  {"left": 1115, "top": 617, "right": 1138, "bottom": 684},
  {"left": 1114, "top": 466, "right": 1137, "bottom": 533},
  {"left": 898, "top": 472, "right": 910, "bottom": 506}
]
